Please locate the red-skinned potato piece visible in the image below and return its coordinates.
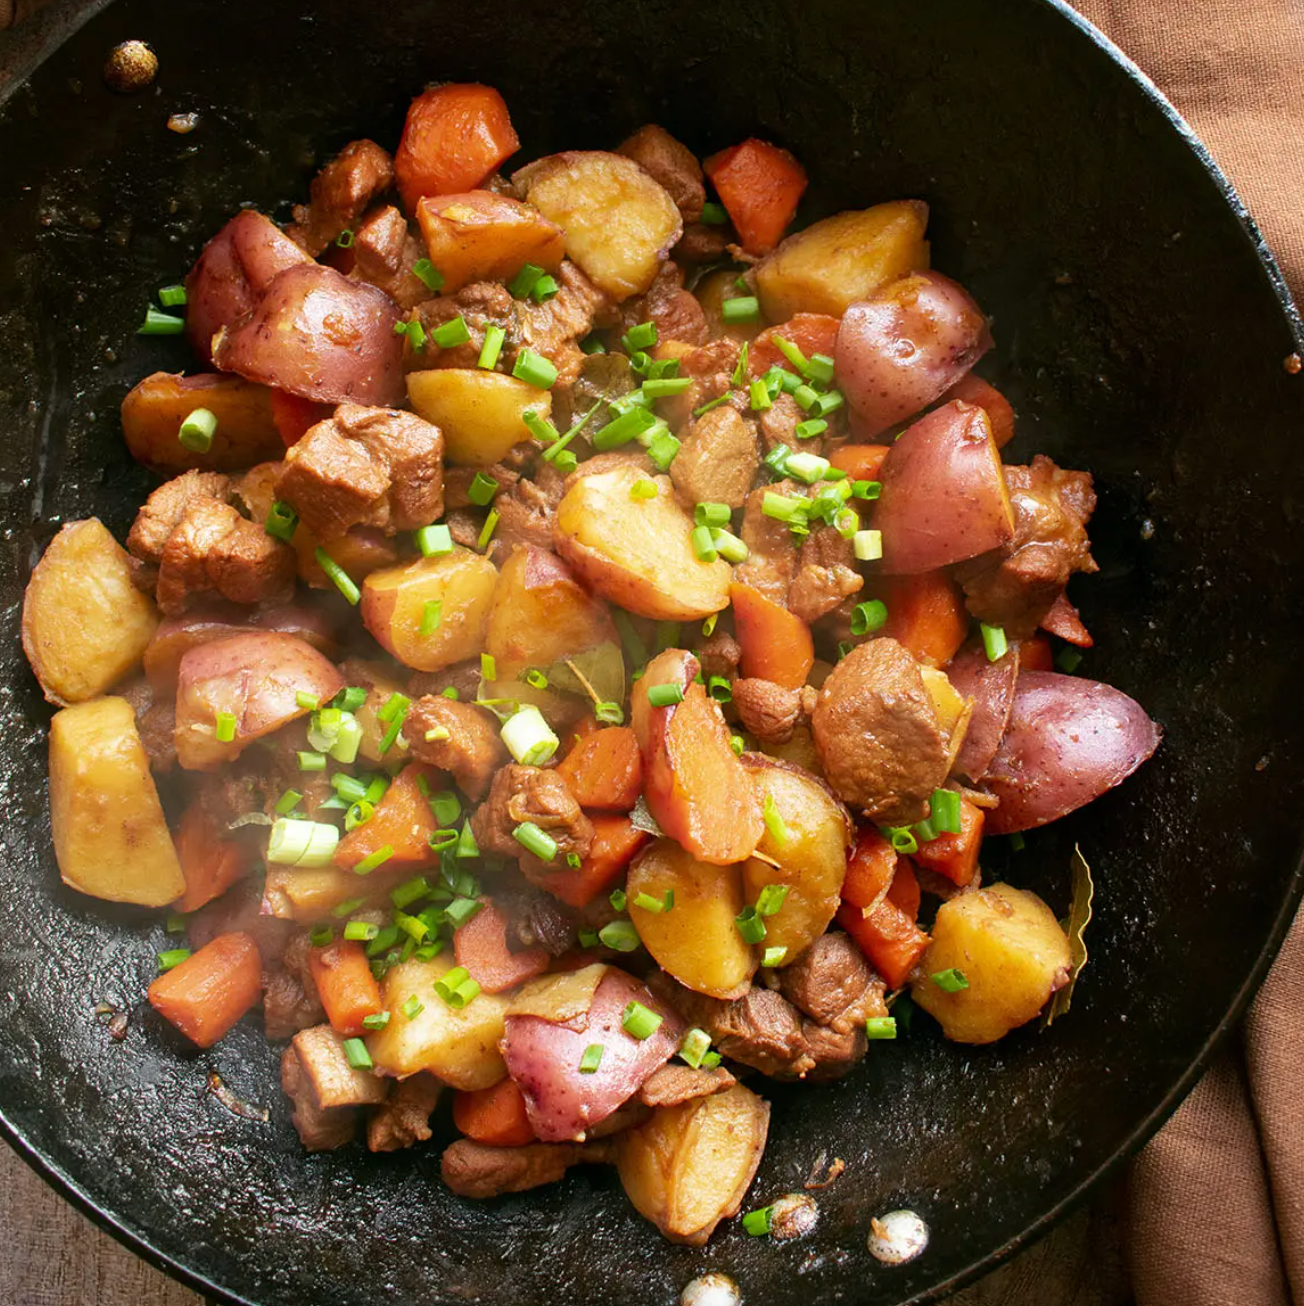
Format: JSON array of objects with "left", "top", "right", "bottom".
[
  {"left": 631, "top": 648, "right": 763, "bottom": 865},
  {"left": 173, "top": 631, "right": 345, "bottom": 770},
  {"left": 184, "top": 210, "right": 312, "bottom": 365},
  {"left": 837, "top": 271, "right": 991, "bottom": 437},
  {"left": 502, "top": 966, "right": 683, "bottom": 1142},
  {"left": 395, "top": 84, "right": 520, "bottom": 214},
  {"left": 874, "top": 400, "right": 1014, "bottom": 574},
  {"left": 213, "top": 264, "right": 404, "bottom": 407},
  {"left": 982, "top": 671, "right": 1160, "bottom": 834},
  {"left": 144, "top": 605, "right": 339, "bottom": 691},
  {"left": 729, "top": 581, "right": 814, "bottom": 690},
  {"left": 454, "top": 898, "right": 549, "bottom": 994},
  {"left": 702, "top": 138, "right": 807, "bottom": 256},
  {"left": 945, "top": 641, "right": 1020, "bottom": 782}
]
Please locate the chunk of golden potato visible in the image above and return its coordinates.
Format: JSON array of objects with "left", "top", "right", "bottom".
[
  {"left": 911, "top": 883, "right": 1071, "bottom": 1044},
  {"left": 49, "top": 697, "right": 185, "bottom": 906},
  {"left": 407, "top": 369, "right": 549, "bottom": 467},
  {"left": 617, "top": 1084, "right": 770, "bottom": 1245},
  {"left": 361, "top": 547, "right": 499, "bottom": 672},
  {"left": 23, "top": 519, "right": 159, "bottom": 706},
  {"left": 920, "top": 665, "right": 973, "bottom": 772},
  {"left": 416, "top": 191, "right": 565, "bottom": 295},
  {"left": 485, "top": 545, "right": 616, "bottom": 680},
  {"left": 696, "top": 269, "right": 762, "bottom": 342},
  {"left": 554, "top": 466, "right": 731, "bottom": 621},
  {"left": 515, "top": 151, "right": 682, "bottom": 301},
  {"left": 740, "top": 758, "right": 851, "bottom": 965},
  {"left": 366, "top": 956, "right": 509, "bottom": 1088},
  {"left": 756, "top": 201, "right": 930, "bottom": 321},
  {"left": 120, "top": 371, "right": 285, "bottom": 473},
  {"left": 627, "top": 838, "right": 756, "bottom": 999}
]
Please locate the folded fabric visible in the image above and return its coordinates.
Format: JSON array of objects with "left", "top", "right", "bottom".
[{"left": 1073, "top": 6, "right": 1304, "bottom": 1303}]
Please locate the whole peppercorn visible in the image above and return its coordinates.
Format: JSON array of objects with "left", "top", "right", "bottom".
[{"left": 103, "top": 40, "right": 158, "bottom": 94}]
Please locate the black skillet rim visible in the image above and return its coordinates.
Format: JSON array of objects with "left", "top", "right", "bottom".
[{"left": 0, "top": 1, "right": 1301, "bottom": 1302}]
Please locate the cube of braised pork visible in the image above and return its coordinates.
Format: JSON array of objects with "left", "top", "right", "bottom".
[{"left": 285, "top": 139, "right": 394, "bottom": 256}]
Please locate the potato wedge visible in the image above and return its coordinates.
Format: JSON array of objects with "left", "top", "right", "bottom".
[
  {"left": 514, "top": 151, "right": 682, "bottom": 301},
  {"left": 361, "top": 547, "right": 498, "bottom": 672},
  {"left": 416, "top": 191, "right": 565, "bottom": 294},
  {"left": 407, "top": 369, "right": 548, "bottom": 466},
  {"left": 627, "top": 839, "right": 757, "bottom": 999},
  {"left": 485, "top": 545, "right": 615, "bottom": 680},
  {"left": 554, "top": 465, "right": 731, "bottom": 621},
  {"left": 617, "top": 1084, "right": 770, "bottom": 1245},
  {"left": 756, "top": 201, "right": 930, "bottom": 321},
  {"left": 740, "top": 758, "right": 852, "bottom": 965},
  {"left": 121, "top": 372, "right": 285, "bottom": 473},
  {"left": 366, "top": 956, "right": 509, "bottom": 1088},
  {"left": 49, "top": 697, "right": 185, "bottom": 906},
  {"left": 263, "top": 864, "right": 398, "bottom": 921},
  {"left": 23, "top": 519, "right": 159, "bottom": 706},
  {"left": 911, "top": 883, "right": 1072, "bottom": 1044}
]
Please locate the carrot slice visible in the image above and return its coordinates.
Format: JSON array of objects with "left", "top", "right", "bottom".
[
  {"left": 938, "top": 373, "right": 1015, "bottom": 448},
  {"left": 147, "top": 932, "right": 262, "bottom": 1048},
  {"left": 555, "top": 726, "right": 643, "bottom": 811},
  {"left": 885, "top": 858, "right": 922, "bottom": 918},
  {"left": 747, "top": 314, "right": 840, "bottom": 377},
  {"left": 837, "top": 901, "right": 931, "bottom": 991},
  {"left": 453, "top": 1077, "right": 537, "bottom": 1147},
  {"left": 520, "top": 813, "right": 648, "bottom": 909},
  {"left": 453, "top": 898, "right": 549, "bottom": 994},
  {"left": 829, "top": 443, "right": 892, "bottom": 483},
  {"left": 839, "top": 827, "right": 931, "bottom": 988},
  {"left": 333, "top": 763, "right": 440, "bottom": 873},
  {"left": 1018, "top": 635, "right": 1054, "bottom": 672},
  {"left": 308, "top": 938, "right": 384, "bottom": 1037},
  {"left": 842, "top": 827, "right": 899, "bottom": 910},
  {"left": 703, "top": 138, "right": 808, "bottom": 255},
  {"left": 912, "top": 798, "right": 984, "bottom": 888},
  {"left": 172, "top": 801, "right": 252, "bottom": 914},
  {"left": 395, "top": 84, "right": 520, "bottom": 213},
  {"left": 729, "top": 581, "right": 815, "bottom": 689},
  {"left": 869, "top": 572, "right": 969, "bottom": 667},
  {"left": 269, "top": 388, "right": 331, "bottom": 448}
]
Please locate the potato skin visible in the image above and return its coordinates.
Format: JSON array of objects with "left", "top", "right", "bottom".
[
  {"left": 49, "top": 697, "right": 185, "bottom": 906},
  {"left": 756, "top": 201, "right": 930, "bottom": 320},
  {"left": 553, "top": 466, "right": 731, "bottom": 621},
  {"left": 23, "top": 519, "right": 159, "bottom": 706},
  {"left": 628, "top": 838, "right": 757, "bottom": 999},
  {"left": 616, "top": 1083, "right": 770, "bottom": 1245},
  {"left": 515, "top": 151, "right": 682, "bottom": 301},
  {"left": 121, "top": 372, "right": 285, "bottom": 473},
  {"left": 407, "top": 369, "right": 549, "bottom": 467},
  {"left": 911, "top": 883, "right": 1072, "bottom": 1043},
  {"left": 361, "top": 547, "right": 499, "bottom": 671}
]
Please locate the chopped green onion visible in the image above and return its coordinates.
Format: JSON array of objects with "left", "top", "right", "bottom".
[
  {"left": 428, "top": 828, "right": 458, "bottom": 852},
  {"left": 353, "top": 845, "right": 395, "bottom": 876},
  {"left": 930, "top": 788, "right": 962, "bottom": 835},
  {"left": 850, "top": 600, "right": 889, "bottom": 635},
  {"left": 478, "top": 324, "right": 505, "bottom": 370},
  {"left": 309, "top": 926, "right": 334, "bottom": 948},
  {"left": 630, "top": 477, "right": 658, "bottom": 501},
  {"left": 344, "top": 800, "right": 375, "bottom": 832},
  {"left": 178, "top": 407, "right": 217, "bottom": 453},
  {"left": 885, "top": 826, "right": 919, "bottom": 855},
  {"left": 296, "top": 750, "right": 326, "bottom": 772},
  {"left": 344, "top": 921, "right": 380, "bottom": 942},
  {"left": 523, "top": 409, "right": 559, "bottom": 444},
  {"left": 803, "top": 353, "right": 836, "bottom": 385},
  {"left": 761, "top": 792, "right": 790, "bottom": 846},
  {"left": 731, "top": 342, "right": 752, "bottom": 387},
  {"left": 852, "top": 480, "right": 883, "bottom": 502},
  {"left": 500, "top": 704, "right": 559, "bottom": 766},
  {"left": 866, "top": 1016, "right": 897, "bottom": 1040},
  {"left": 756, "top": 884, "right": 789, "bottom": 917},
  {"left": 785, "top": 451, "right": 830, "bottom": 483},
  {"left": 622, "top": 321, "right": 658, "bottom": 352},
  {"left": 334, "top": 227, "right": 355, "bottom": 248},
  {"left": 762, "top": 492, "right": 808, "bottom": 523},
  {"left": 792, "top": 383, "right": 819, "bottom": 412},
  {"left": 633, "top": 891, "right": 666, "bottom": 914},
  {"left": 701, "top": 613, "right": 719, "bottom": 637},
  {"left": 429, "top": 314, "right": 471, "bottom": 348},
  {"left": 391, "top": 876, "right": 432, "bottom": 911},
  {"left": 730, "top": 734, "right": 745, "bottom": 755},
  {"left": 263, "top": 500, "right": 298, "bottom": 543},
  {"left": 468, "top": 471, "right": 499, "bottom": 506},
  {"left": 334, "top": 686, "right": 367, "bottom": 713},
  {"left": 700, "top": 201, "right": 728, "bottom": 225},
  {"left": 158, "top": 284, "right": 187, "bottom": 307},
  {"left": 643, "top": 377, "right": 692, "bottom": 399},
  {"left": 593, "top": 405, "right": 657, "bottom": 451},
  {"left": 457, "top": 821, "right": 480, "bottom": 859},
  {"left": 981, "top": 623, "right": 1009, "bottom": 661},
  {"left": 761, "top": 945, "right": 788, "bottom": 968},
  {"left": 763, "top": 444, "right": 793, "bottom": 478},
  {"left": 213, "top": 710, "right": 236, "bottom": 743},
  {"left": 165, "top": 911, "right": 188, "bottom": 934},
  {"left": 647, "top": 430, "right": 680, "bottom": 471},
  {"left": 621, "top": 1000, "right": 663, "bottom": 1040},
  {"left": 612, "top": 608, "right": 648, "bottom": 668},
  {"left": 394, "top": 318, "right": 427, "bottom": 351},
  {"left": 362, "top": 1011, "right": 391, "bottom": 1031},
  {"left": 442, "top": 687, "right": 460, "bottom": 700},
  {"left": 599, "top": 920, "right": 641, "bottom": 952},
  {"left": 434, "top": 966, "right": 481, "bottom": 1008},
  {"left": 295, "top": 692, "right": 321, "bottom": 712},
  {"left": 735, "top": 904, "right": 767, "bottom": 944},
  {"left": 853, "top": 529, "right": 883, "bottom": 562},
  {"left": 579, "top": 1043, "right": 605, "bottom": 1074},
  {"left": 157, "top": 948, "right": 191, "bottom": 972},
  {"left": 748, "top": 377, "right": 773, "bottom": 411},
  {"left": 268, "top": 817, "right": 339, "bottom": 867},
  {"left": 512, "top": 348, "right": 558, "bottom": 389},
  {"left": 342, "top": 1037, "right": 373, "bottom": 1070},
  {"left": 479, "top": 652, "right": 497, "bottom": 682},
  {"left": 678, "top": 1028, "right": 713, "bottom": 1069},
  {"left": 812, "top": 390, "right": 844, "bottom": 417},
  {"left": 395, "top": 911, "right": 429, "bottom": 944},
  {"left": 707, "top": 675, "right": 733, "bottom": 703},
  {"left": 694, "top": 502, "right": 731, "bottom": 529},
  {"left": 566, "top": 852, "right": 583, "bottom": 870},
  {"left": 445, "top": 896, "right": 483, "bottom": 928},
  {"left": 772, "top": 335, "right": 808, "bottom": 372},
  {"left": 417, "top": 599, "right": 443, "bottom": 638},
  {"left": 931, "top": 968, "right": 970, "bottom": 993},
  {"left": 365, "top": 924, "right": 401, "bottom": 958},
  {"left": 742, "top": 1206, "right": 774, "bottom": 1237},
  {"left": 594, "top": 701, "right": 624, "bottom": 725},
  {"left": 1010, "top": 832, "right": 1027, "bottom": 852},
  {"left": 412, "top": 259, "right": 444, "bottom": 292},
  {"left": 646, "top": 682, "right": 684, "bottom": 708},
  {"left": 508, "top": 263, "right": 545, "bottom": 299},
  {"left": 722, "top": 296, "right": 760, "bottom": 324},
  {"left": 334, "top": 895, "right": 368, "bottom": 919},
  {"left": 315, "top": 548, "right": 360, "bottom": 605},
  {"left": 691, "top": 525, "right": 719, "bottom": 562},
  {"left": 413, "top": 523, "right": 453, "bottom": 558},
  {"left": 693, "top": 393, "right": 734, "bottom": 417},
  {"left": 476, "top": 508, "right": 500, "bottom": 551},
  {"left": 513, "top": 821, "right": 558, "bottom": 862},
  {"left": 1057, "top": 647, "right": 1084, "bottom": 673},
  {"left": 138, "top": 306, "right": 185, "bottom": 335},
  {"left": 609, "top": 888, "right": 628, "bottom": 912},
  {"left": 580, "top": 334, "right": 607, "bottom": 354},
  {"left": 532, "top": 274, "right": 559, "bottom": 302},
  {"left": 578, "top": 927, "right": 600, "bottom": 949},
  {"left": 794, "top": 418, "right": 828, "bottom": 440},
  {"left": 523, "top": 668, "right": 548, "bottom": 691},
  {"left": 427, "top": 791, "right": 460, "bottom": 827}
]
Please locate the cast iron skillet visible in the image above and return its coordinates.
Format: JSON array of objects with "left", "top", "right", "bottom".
[{"left": 1, "top": 1, "right": 1303, "bottom": 1303}]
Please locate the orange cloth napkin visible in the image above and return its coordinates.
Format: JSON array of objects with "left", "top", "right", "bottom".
[{"left": 1071, "top": 13, "right": 1304, "bottom": 1304}]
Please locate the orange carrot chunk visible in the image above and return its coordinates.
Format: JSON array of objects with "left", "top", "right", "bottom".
[
  {"left": 938, "top": 373, "right": 1015, "bottom": 448},
  {"left": 172, "top": 802, "right": 253, "bottom": 914},
  {"left": 147, "top": 931, "right": 262, "bottom": 1049},
  {"left": 555, "top": 727, "right": 643, "bottom": 811},
  {"left": 839, "top": 828, "right": 931, "bottom": 989},
  {"left": 912, "top": 797, "right": 985, "bottom": 888},
  {"left": 269, "top": 388, "right": 331, "bottom": 448},
  {"left": 453, "top": 1077, "right": 537, "bottom": 1147},
  {"left": 829, "top": 443, "right": 892, "bottom": 483},
  {"left": 521, "top": 813, "right": 649, "bottom": 909},
  {"left": 703, "top": 138, "right": 808, "bottom": 256},
  {"left": 453, "top": 898, "right": 549, "bottom": 993},
  {"left": 308, "top": 938, "right": 384, "bottom": 1037},
  {"left": 395, "top": 84, "right": 520, "bottom": 214},
  {"left": 870, "top": 572, "right": 969, "bottom": 667},
  {"left": 333, "top": 763, "right": 440, "bottom": 873},
  {"left": 748, "top": 314, "right": 840, "bottom": 377},
  {"left": 730, "top": 581, "right": 814, "bottom": 690}
]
